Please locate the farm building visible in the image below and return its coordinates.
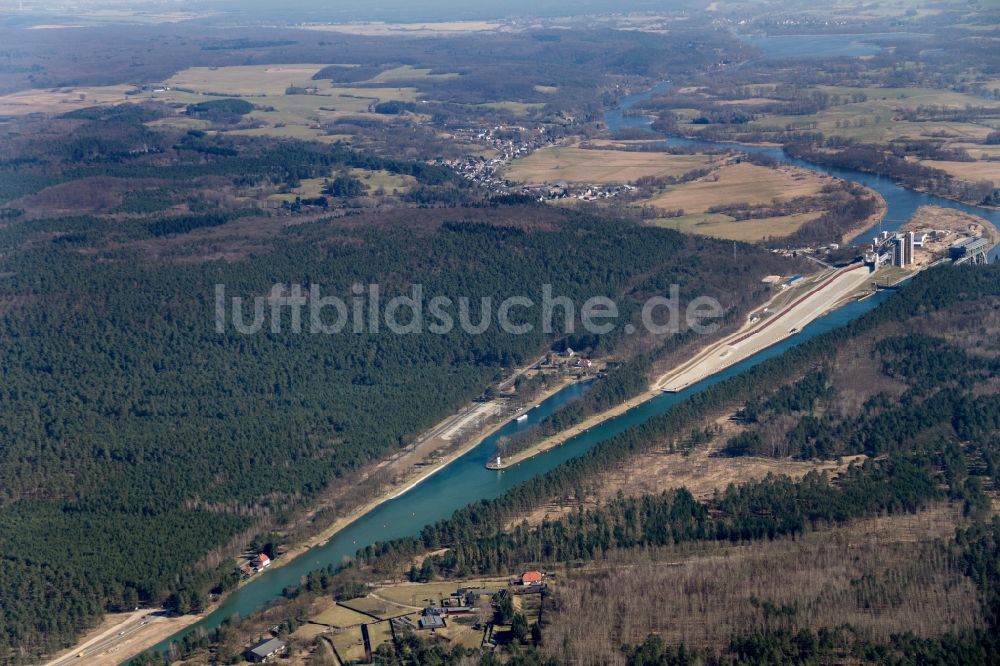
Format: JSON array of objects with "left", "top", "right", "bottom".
[
  {"left": 245, "top": 638, "right": 286, "bottom": 662},
  {"left": 419, "top": 613, "right": 445, "bottom": 629}
]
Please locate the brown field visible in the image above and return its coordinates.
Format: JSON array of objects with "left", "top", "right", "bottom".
[
  {"left": 922, "top": 159, "right": 1000, "bottom": 184},
  {"left": 0, "top": 64, "right": 422, "bottom": 140},
  {"left": 374, "top": 580, "right": 504, "bottom": 609},
  {"left": 476, "top": 101, "right": 546, "bottom": 115},
  {"left": 653, "top": 211, "right": 824, "bottom": 242},
  {"left": 543, "top": 504, "right": 977, "bottom": 663},
  {"left": 311, "top": 602, "right": 371, "bottom": 628},
  {"left": 0, "top": 85, "right": 134, "bottom": 116},
  {"left": 505, "top": 146, "right": 718, "bottom": 185},
  {"left": 644, "top": 162, "right": 829, "bottom": 214},
  {"left": 369, "top": 65, "right": 460, "bottom": 82},
  {"left": 952, "top": 143, "right": 1000, "bottom": 160}
]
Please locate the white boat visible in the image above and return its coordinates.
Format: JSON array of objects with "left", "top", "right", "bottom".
[{"left": 516, "top": 414, "right": 529, "bottom": 422}]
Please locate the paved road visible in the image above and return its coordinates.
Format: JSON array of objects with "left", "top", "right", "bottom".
[
  {"left": 658, "top": 266, "right": 872, "bottom": 392},
  {"left": 411, "top": 352, "right": 548, "bottom": 445},
  {"left": 45, "top": 613, "right": 162, "bottom": 666}
]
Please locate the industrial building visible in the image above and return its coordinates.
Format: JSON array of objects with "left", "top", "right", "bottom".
[
  {"left": 949, "top": 236, "right": 992, "bottom": 264},
  {"left": 886, "top": 232, "right": 915, "bottom": 268}
]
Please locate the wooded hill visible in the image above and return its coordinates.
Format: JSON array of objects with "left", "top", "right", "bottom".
[{"left": 0, "top": 183, "right": 796, "bottom": 661}]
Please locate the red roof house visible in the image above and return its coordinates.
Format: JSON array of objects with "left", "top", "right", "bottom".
[{"left": 521, "top": 571, "right": 543, "bottom": 585}]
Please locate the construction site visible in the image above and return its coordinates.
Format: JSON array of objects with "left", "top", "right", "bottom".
[{"left": 865, "top": 206, "right": 997, "bottom": 270}]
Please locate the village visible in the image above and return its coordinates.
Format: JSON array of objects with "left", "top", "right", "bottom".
[
  {"left": 435, "top": 124, "right": 635, "bottom": 202},
  {"left": 240, "top": 571, "right": 548, "bottom": 664}
]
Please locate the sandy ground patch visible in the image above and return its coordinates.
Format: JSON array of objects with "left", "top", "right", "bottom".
[
  {"left": 505, "top": 147, "right": 717, "bottom": 185},
  {"left": 903, "top": 204, "right": 1000, "bottom": 243},
  {"left": 42, "top": 610, "right": 203, "bottom": 666}
]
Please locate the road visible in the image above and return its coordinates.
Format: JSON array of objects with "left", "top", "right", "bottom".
[
  {"left": 657, "top": 265, "right": 872, "bottom": 392},
  {"left": 43, "top": 610, "right": 165, "bottom": 666},
  {"left": 409, "top": 353, "right": 547, "bottom": 446}
]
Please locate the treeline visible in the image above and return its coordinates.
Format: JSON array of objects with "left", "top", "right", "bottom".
[
  {"left": 409, "top": 459, "right": 939, "bottom": 578},
  {"left": 785, "top": 141, "right": 999, "bottom": 207},
  {"left": 146, "top": 212, "right": 235, "bottom": 237}
]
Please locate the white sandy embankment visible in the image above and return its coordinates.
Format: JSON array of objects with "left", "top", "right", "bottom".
[{"left": 657, "top": 265, "right": 872, "bottom": 392}]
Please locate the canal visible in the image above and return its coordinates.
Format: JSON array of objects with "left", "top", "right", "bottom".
[{"left": 152, "top": 39, "right": 999, "bottom": 654}]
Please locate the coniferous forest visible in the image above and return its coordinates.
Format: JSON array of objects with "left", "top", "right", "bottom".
[
  {"left": 0, "top": 143, "right": 792, "bottom": 661},
  {"left": 160, "top": 266, "right": 1000, "bottom": 666}
]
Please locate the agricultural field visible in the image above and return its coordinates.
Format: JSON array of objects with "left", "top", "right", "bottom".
[
  {"left": 644, "top": 162, "right": 828, "bottom": 213},
  {"left": 0, "top": 64, "right": 426, "bottom": 142},
  {"left": 311, "top": 602, "right": 372, "bottom": 628},
  {"left": 476, "top": 101, "right": 547, "bottom": 115},
  {"left": 0, "top": 85, "right": 136, "bottom": 116},
  {"left": 266, "top": 168, "right": 414, "bottom": 204},
  {"left": 374, "top": 580, "right": 504, "bottom": 609},
  {"left": 369, "top": 65, "right": 461, "bottom": 83},
  {"left": 736, "top": 86, "right": 1000, "bottom": 145},
  {"left": 653, "top": 211, "right": 824, "bottom": 243},
  {"left": 504, "top": 146, "right": 718, "bottom": 185},
  {"left": 920, "top": 159, "right": 1000, "bottom": 184}
]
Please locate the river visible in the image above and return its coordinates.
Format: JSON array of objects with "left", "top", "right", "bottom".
[
  {"left": 606, "top": 81, "right": 1000, "bottom": 257},
  {"left": 150, "top": 56, "right": 999, "bottom": 656}
]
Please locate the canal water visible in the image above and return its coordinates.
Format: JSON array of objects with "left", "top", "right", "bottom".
[
  {"left": 152, "top": 294, "right": 893, "bottom": 654},
  {"left": 152, "top": 45, "right": 998, "bottom": 654}
]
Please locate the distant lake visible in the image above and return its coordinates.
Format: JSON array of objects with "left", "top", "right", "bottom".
[{"left": 742, "top": 33, "right": 930, "bottom": 59}]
